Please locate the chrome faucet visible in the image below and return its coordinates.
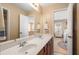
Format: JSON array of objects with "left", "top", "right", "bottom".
[
  {"left": 19, "top": 41, "right": 26, "bottom": 47},
  {"left": 39, "top": 35, "right": 42, "bottom": 38}
]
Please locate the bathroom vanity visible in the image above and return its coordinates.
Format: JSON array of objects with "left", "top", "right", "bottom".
[
  {"left": 38, "top": 38, "right": 53, "bottom": 55},
  {"left": 0, "top": 34, "right": 53, "bottom": 55}
]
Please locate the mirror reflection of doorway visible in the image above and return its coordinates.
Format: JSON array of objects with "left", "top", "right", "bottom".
[
  {"left": 0, "top": 8, "right": 8, "bottom": 42},
  {"left": 53, "top": 8, "right": 67, "bottom": 55},
  {"left": 3, "top": 8, "right": 8, "bottom": 40},
  {"left": 53, "top": 4, "right": 73, "bottom": 55}
]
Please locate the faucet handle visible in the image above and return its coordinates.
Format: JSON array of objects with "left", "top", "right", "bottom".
[
  {"left": 19, "top": 43, "right": 22, "bottom": 47},
  {"left": 23, "top": 41, "right": 26, "bottom": 44}
]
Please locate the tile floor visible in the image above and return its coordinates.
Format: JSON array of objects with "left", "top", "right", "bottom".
[{"left": 54, "top": 37, "right": 67, "bottom": 55}]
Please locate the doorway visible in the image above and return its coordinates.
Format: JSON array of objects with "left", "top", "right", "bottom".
[
  {"left": 53, "top": 4, "right": 73, "bottom": 55},
  {"left": 3, "top": 8, "right": 8, "bottom": 41}
]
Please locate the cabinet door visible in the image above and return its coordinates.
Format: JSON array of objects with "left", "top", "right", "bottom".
[
  {"left": 48, "top": 39, "right": 53, "bottom": 55},
  {"left": 50, "top": 39, "right": 53, "bottom": 54},
  {"left": 37, "top": 38, "right": 53, "bottom": 55},
  {"left": 44, "top": 44, "right": 48, "bottom": 55},
  {"left": 37, "top": 47, "right": 44, "bottom": 55}
]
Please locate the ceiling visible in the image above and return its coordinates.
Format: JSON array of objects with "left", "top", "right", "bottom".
[
  {"left": 14, "top": 3, "right": 53, "bottom": 12},
  {"left": 14, "top": 3, "right": 68, "bottom": 12},
  {"left": 15, "top": 3, "right": 35, "bottom": 12},
  {"left": 40, "top": 3, "right": 53, "bottom": 6}
]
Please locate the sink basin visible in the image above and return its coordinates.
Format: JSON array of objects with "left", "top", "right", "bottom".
[{"left": 18, "top": 44, "right": 37, "bottom": 54}]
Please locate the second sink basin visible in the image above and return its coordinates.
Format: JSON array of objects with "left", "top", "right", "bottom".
[{"left": 18, "top": 44, "right": 37, "bottom": 54}]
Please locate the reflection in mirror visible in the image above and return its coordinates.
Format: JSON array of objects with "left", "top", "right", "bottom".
[{"left": 0, "top": 8, "right": 7, "bottom": 42}]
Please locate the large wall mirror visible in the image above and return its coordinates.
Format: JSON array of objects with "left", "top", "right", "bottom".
[{"left": 0, "top": 7, "right": 8, "bottom": 42}]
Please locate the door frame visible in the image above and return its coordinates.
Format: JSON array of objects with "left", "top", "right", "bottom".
[
  {"left": 73, "top": 3, "right": 77, "bottom": 55},
  {"left": 53, "top": 5, "right": 74, "bottom": 54}
]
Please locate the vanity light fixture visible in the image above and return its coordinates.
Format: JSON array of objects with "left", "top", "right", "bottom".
[{"left": 29, "top": 3, "right": 39, "bottom": 11}]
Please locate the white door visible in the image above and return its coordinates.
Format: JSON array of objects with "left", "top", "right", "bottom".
[
  {"left": 67, "top": 4, "right": 73, "bottom": 55},
  {"left": 20, "top": 14, "right": 29, "bottom": 38}
]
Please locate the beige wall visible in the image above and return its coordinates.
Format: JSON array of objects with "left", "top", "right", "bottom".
[
  {"left": 77, "top": 4, "right": 79, "bottom": 54},
  {"left": 29, "top": 4, "right": 68, "bottom": 35},
  {"left": 0, "top": 3, "right": 28, "bottom": 40},
  {"left": 39, "top": 3, "right": 68, "bottom": 35},
  {"left": 42, "top": 4, "right": 68, "bottom": 35}
]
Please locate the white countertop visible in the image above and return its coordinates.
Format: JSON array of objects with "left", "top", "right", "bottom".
[
  {"left": 0, "top": 36, "right": 6, "bottom": 40},
  {"left": 0, "top": 34, "right": 53, "bottom": 55}
]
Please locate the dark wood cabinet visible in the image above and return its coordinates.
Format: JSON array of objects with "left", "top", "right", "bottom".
[
  {"left": 37, "top": 37, "right": 53, "bottom": 55},
  {"left": 38, "top": 47, "right": 45, "bottom": 55}
]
